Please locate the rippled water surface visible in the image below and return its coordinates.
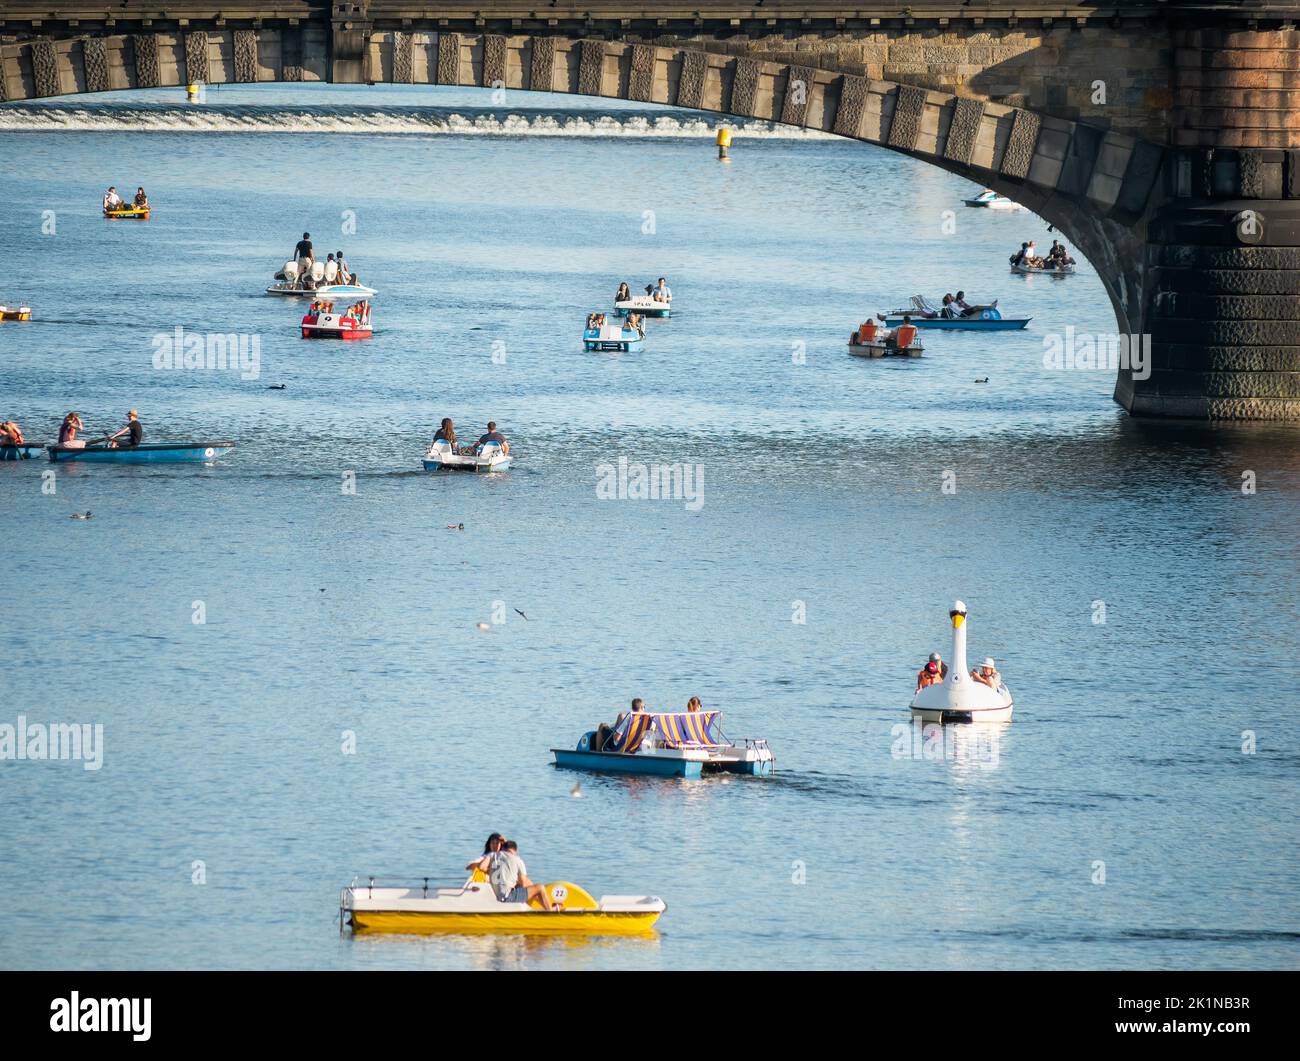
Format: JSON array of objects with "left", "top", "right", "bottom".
[{"left": 1, "top": 86, "right": 1297, "bottom": 970}]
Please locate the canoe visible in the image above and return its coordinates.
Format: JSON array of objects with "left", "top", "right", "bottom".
[
  {"left": 104, "top": 207, "right": 150, "bottom": 220},
  {"left": 0, "top": 443, "right": 44, "bottom": 460},
  {"left": 46, "top": 442, "right": 235, "bottom": 463}
]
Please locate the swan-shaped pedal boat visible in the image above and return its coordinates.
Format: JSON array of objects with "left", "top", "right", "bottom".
[
  {"left": 910, "top": 600, "right": 1013, "bottom": 724},
  {"left": 422, "top": 439, "right": 511, "bottom": 473},
  {"left": 341, "top": 872, "right": 666, "bottom": 935},
  {"left": 614, "top": 295, "right": 671, "bottom": 319}
]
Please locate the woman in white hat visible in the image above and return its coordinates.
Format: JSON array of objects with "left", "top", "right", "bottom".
[{"left": 971, "top": 657, "right": 1001, "bottom": 689}]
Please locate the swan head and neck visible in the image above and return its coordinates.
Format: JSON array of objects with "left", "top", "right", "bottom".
[{"left": 948, "top": 600, "right": 969, "bottom": 682}]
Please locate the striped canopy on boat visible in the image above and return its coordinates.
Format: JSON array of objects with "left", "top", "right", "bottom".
[{"left": 652, "top": 711, "right": 723, "bottom": 748}]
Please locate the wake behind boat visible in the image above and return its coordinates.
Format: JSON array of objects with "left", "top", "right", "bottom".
[{"left": 47, "top": 441, "right": 235, "bottom": 463}]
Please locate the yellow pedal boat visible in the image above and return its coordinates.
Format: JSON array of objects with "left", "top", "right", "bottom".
[
  {"left": 104, "top": 206, "right": 150, "bottom": 220},
  {"left": 0, "top": 304, "right": 32, "bottom": 321},
  {"left": 341, "top": 871, "right": 665, "bottom": 936}
]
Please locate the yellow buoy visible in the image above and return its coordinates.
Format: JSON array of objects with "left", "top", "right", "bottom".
[
  {"left": 186, "top": 83, "right": 200, "bottom": 102},
  {"left": 716, "top": 126, "right": 732, "bottom": 161}
]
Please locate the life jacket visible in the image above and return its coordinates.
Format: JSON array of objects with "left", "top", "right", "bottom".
[{"left": 895, "top": 325, "right": 917, "bottom": 348}]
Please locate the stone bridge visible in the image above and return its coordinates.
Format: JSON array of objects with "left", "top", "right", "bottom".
[{"left": 2, "top": 2, "right": 1299, "bottom": 420}]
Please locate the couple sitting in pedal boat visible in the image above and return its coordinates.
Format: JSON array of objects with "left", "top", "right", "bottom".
[
  {"left": 854, "top": 316, "right": 918, "bottom": 348},
  {"left": 432, "top": 418, "right": 509, "bottom": 456},
  {"left": 915, "top": 651, "right": 1001, "bottom": 690},
  {"left": 465, "top": 833, "right": 561, "bottom": 911},
  {"left": 590, "top": 696, "right": 705, "bottom": 752},
  {"left": 613, "top": 278, "right": 672, "bottom": 303},
  {"left": 909, "top": 292, "right": 998, "bottom": 320},
  {"left": 103, "top": 186, "right": 147, "bottom": 211}
]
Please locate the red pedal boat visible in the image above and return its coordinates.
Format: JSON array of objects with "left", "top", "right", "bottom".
[{"left": 301, "top": 299, "right": 374, "bottom": 340}]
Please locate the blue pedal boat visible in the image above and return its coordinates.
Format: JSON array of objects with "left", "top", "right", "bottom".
[
  {"left": 0, "top": 442, "right": 45, "bottom": 460},
  {"left": 881, "top": 307, "right": 1030, "bottom": 330},
  {"left": 583, "top": 320, "right": 645, "bottom": 352},
  {"left": 46, "top": 442, "right": 235, "bottom": 463},
  {"left": 553, "top": 710, "right": 773, "bottom": 779}
]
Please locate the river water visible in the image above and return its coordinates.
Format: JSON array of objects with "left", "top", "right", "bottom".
[{"left": 0, "top": 85, "right": 1297, "bottom": 970}]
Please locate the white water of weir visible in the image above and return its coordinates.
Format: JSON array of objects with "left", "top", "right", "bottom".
[{"left": 0, "top": 103, "right": 838, "bottom": 139}]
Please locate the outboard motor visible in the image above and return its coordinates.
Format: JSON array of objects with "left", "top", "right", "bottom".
[
  {"left": 311, "top": 260, "right": 325, "bottom": 283},
  {"left": 282, "top": 260, "right": 299, "bottom": 284},
  {"left": 324, "top": 259, "right": 338, "bottom": 283}
]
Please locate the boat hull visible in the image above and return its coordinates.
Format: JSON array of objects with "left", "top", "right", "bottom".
[
  {"left": 1011, "top": 264, "right": 1075, "bottom": 276},
  {"left": 882, "top": 315, "right": 1030, "bottom": 331},
  {"left": 911, "top": 702, "right": 1014, "bottom": 725},
  {"left": 47, "top": 443, "right": 234, "bottom": 464},
  {"left": 0, "top": 309, "right": 32, "bottom": 321},
  {"left": 613, "top": 301, "right": 670, "bottom": 318},
  {"left": 267, "top": 283, "right": 377, "bottom": 298},
  {"left": 848, "top": 342, "right": 922, "bottom": 358},
  {"left": 554, "top": 747, "right": 702, "bottom": 777},
  {"left": 0, "top": 443, "right": 44, "bottom": 460},
  {"left": 349, "top": 908, "right": 662, "bottom": 935},
  {"left": 104, "top": 208, "right": 149, "bottom": 220},
  {"left": 422, "top": 457, "right": 511, "bottom": 473}
]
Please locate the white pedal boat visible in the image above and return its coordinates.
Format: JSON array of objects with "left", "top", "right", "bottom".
[
  {"left": 342, "top": 873, "right": 665, "bottom": 935},
  {"left": 614, "top": 295, "right": 671, "bottom": 318},
  {"left": 267, "top": 257, "right": 377, "bottom": 297},
  {"left": 422, "top": 439, "right": 511, "bottom": 473},
  {"left": 584, "top": 319, "right": 644, "bottom": 352},
  {"left": 301, "top": 304, "right": 373, "bottom": 339},
  {"left": 910, "top": 600, "right": 1014, "bottom": 724}
]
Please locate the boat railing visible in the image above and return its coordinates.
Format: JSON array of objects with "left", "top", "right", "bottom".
[{"left": 345, "top": 874, "right": 478, "bottom": 899}]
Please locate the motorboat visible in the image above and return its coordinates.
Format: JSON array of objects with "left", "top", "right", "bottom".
[
  {"left": 422, "top": 439, "right": 511, "bottom": 473},
  {"left": 848, "top": 319, "right": 923, "bottom": 358},
  {"left": 301, "top": 300, "right": 373, "bottom": 339},
  {"left": 341, "top": 871, "right": 665, "bottom": 935},
  {"left": 46, "top": 442, "right": 235, "bottom": 464},
  {"left": 267, "top": 258, "right": 376, "bottom": 298},
  {"left": 614, "top": 295, "right": 671, "bottom": 319},
  {"left": 882, "top": 297, "right": 1030, "bottom": 330},
  {"left": 584, "top": 317, "right": 644, "bottom": 352},
  {"left": 909, "top": 600, "right": 1014, "bottom": 724},
  {"left": 103, "top": 205, "right": 149, "bottom": 220},
  {"left": 0, "top": 442, "right": 43, "bottom": 460},
  {"left": 962, "top": 189, "right": 1024, "bottom": 210},
  {"left": 0, "top": 304, "right": 32, "bottom": 321},
  {"left": 553, "top": 709, "right": 774, "bottom": 778}
]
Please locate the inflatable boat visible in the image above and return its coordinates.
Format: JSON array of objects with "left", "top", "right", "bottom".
[
  {"left": 342, "top": 872, "right": 665, "bottom": 936},
  {"left": 422, "top": 439, "right": 510, "bottom": 473},
  {"left": 910, "top": 600, "right": 1014, "bottom": 724},
  {"left": 553, "top": 709, "right": 774, "bottom": 778}
]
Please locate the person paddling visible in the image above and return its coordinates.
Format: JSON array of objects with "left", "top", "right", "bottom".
[{"left": 108, "top": 409, "right": 142, "bottom": 449}]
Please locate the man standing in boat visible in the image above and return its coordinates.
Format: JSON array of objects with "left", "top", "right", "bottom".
[
  {"left": 108, "top": 410, "right": 142, "bottom": 449},
  {"left": 292, "top": 232, "right": 314, "bottom": 286}
]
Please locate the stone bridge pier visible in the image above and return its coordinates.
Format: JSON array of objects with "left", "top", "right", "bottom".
[{"left": 1, "top": 3, "right": 1299, "bottom": 419}]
